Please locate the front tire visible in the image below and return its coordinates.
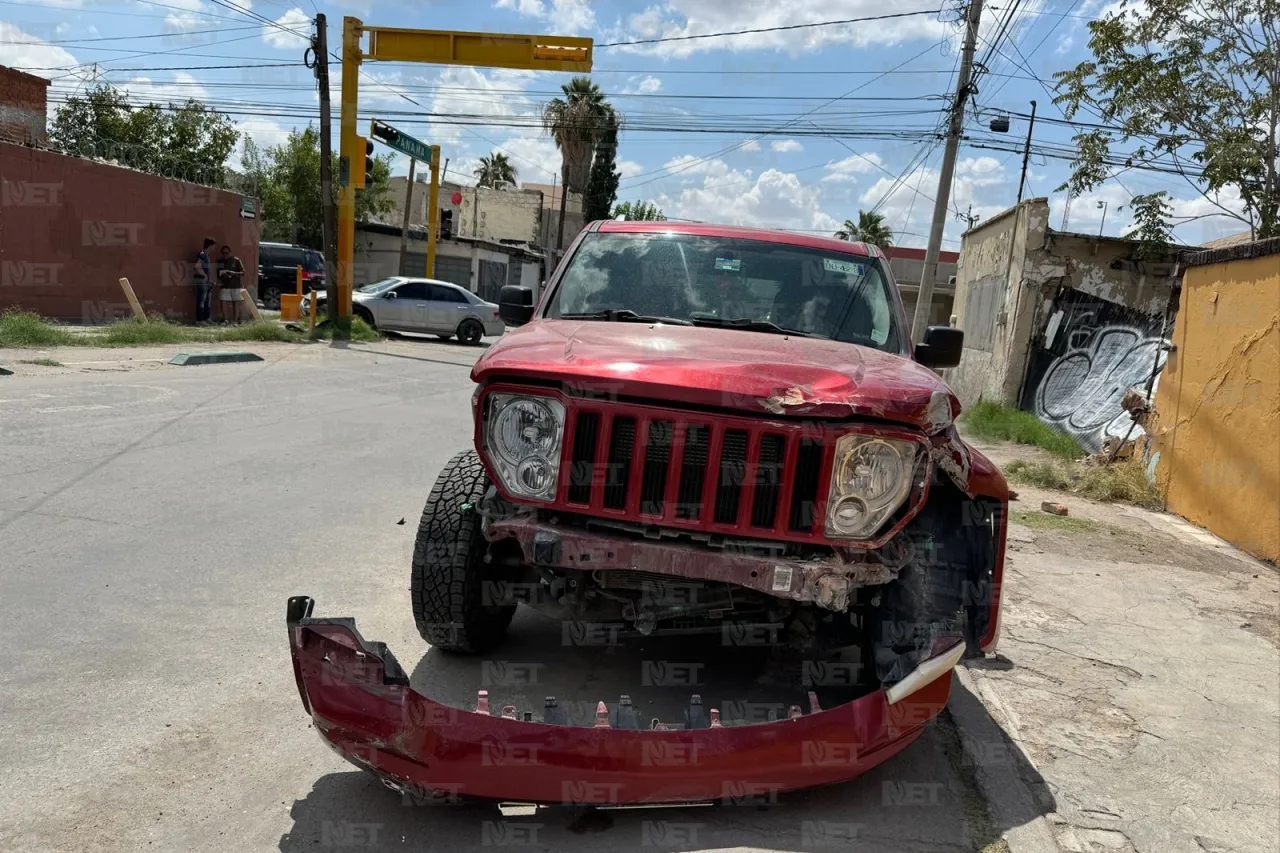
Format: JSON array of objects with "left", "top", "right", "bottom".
[
  {"left": 353, "top": 306, "right": 376, "bottom": 329},
  {"left": 411, "top": 450, "right": 515, "bottom": 653},
  {"left": 262, "top": 285, "right": 282, "bottom": 310}
]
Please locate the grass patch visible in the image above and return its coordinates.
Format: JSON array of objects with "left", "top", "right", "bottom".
[
  {"left": 961, "top": 400, "right": 1083, "bottom": 458},
  {"left": 209, "top": 320, "right": 300, "bottom": 342},
  {"left": 307, "top": 316, "right": 380, "bottom": 342},
  {"left": 1005, "top": 459, "right": 1073, "bottom": 490},
  {"left": 97, "top": 315, "right": 188, "bottom": 346},
  {"left": 1005, "top": 456, "right": 1163, "bottom": 510},
  {"left": 0, "top": 309, "right": 76, "bottom": 348},
  {"left": 1077, "top": 458, "right": 1162, "bottom": 508},
  {"left": 1011, "top": 509, "right": 1102, "bottom": 533},
  {"left": 18, "top": 357, "right": 63, "bottom": 367}
]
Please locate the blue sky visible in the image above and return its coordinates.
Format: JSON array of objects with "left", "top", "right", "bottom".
[{"left": 0, "top": 0, "right": 1252, "bottom": 248}]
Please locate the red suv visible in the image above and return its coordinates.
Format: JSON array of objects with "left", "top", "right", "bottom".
[{"left": 287, "top": 221, "right": 1010, "bottom": 806}]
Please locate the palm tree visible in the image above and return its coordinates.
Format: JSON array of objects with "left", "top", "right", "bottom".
[
  {"left": 835, "top": 210, "right": 894, "bottom": 249},
  {"left": 473, "top": 152, "right": 517, "bottom": 188},
  {"left": 542, "top": 76, "right": 614, "bottom": 249}
]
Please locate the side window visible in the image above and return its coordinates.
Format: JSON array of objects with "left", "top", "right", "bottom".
[
  {"left": 259, "top": 248, "right": 275, "bottom": 267},
  {"left": 394, "top": 282, "right": 430, "bottom": 300},
  {"left": 429, "top": 284, "right": 467, "bottom": 303}
]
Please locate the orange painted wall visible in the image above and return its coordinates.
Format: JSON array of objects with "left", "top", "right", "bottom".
[{"left": 1153, "top": 253, "right": 1280, "bottom": 562}]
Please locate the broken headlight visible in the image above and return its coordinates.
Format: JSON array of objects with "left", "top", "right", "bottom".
[
  {"left": 485, "top": 393, "right": 565, "bottom": 501},
  {"left": 825, "top": 435, "right": 920, "bottom": 539}
]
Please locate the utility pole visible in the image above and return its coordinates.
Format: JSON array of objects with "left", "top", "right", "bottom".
[
  {"left": 1015, "top": 100, "right": 1037, "bottom": 206},
  {"left": 313, "top": 14, "right": 337, "bottom": 325},
  {"left": 910, "top": 0, "right": 984, "bottom": 342},
  {"left": 425, "top": 144, "right": 441, "bottom": 278},
  {"left": 398, "top": 158, "right": 416, "bottom": 275}
]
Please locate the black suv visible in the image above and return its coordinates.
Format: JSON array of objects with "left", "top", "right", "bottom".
[{"left": 258, "top": 243, "right": 325, "bottom": 309}]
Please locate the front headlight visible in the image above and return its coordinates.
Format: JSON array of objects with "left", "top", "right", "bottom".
[
  {"left": 825, "top": 434, "right": 920, "bottom": 539},
  {"left": 484, "top": 393, "right": 565, "bottom": 501}
]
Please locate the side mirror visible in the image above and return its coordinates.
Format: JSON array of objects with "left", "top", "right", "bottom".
[
  {"left": 499, "top": 285, "right": 535, "bottom": 326},
  {"left": 384, "top": 291, "right": 398, "bottom": 299},
  {"left": 915, "top": 325, "right": 964, "bottom": 368}
]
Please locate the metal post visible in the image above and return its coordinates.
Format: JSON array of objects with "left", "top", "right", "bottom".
[
  {"left": 336, "top": 16, "right": 363, "bottom": 320},
  {"left": 910, "top": 0, "right": 984, "bottom": 342},
  {"left": 1016, "top": 100, "right": 1036, "bottom": 205},
  {"left": 314, "top": 14, "right": 337, "bottom": 324},
  {"left": 398, "top": 157, "right": 416, "bottom": 275},
  {"left": 425, "top": 145, "right": 441, "bottom": 278}
]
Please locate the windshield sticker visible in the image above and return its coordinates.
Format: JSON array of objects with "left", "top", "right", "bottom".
[
  {"left": 823, "top": 258, "right": 864, "bottom": 276},
  {"left": 714, "top": 257, "right": 742, "bottom": 272}
]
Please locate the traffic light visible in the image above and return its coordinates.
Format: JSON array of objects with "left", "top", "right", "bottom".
[
  {"left": 439, "top": 209, "right": 453, "bottom": 240},
  {"left": 363, "top": 137, "right": 375, "bottom": 187},
  {"left": 370, "top": 119, "right": 398, "bottom": 146}
]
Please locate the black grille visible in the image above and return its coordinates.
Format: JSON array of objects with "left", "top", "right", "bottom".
[
  {"left": 788, "top": 438, "right": 824, "bottom": 531},
  {"left": 567, "top": 412, "right": 600, "bottom": 504},
  {"left": 750, "top": 434, "right": 786, "bottom": 528},
  {"left": 675, "top": 425, "right": 710, "bottom": 520},
  {"left": 603, "top": 417, "right": 636, "bottom": 510},
  {"left": 639, "top": 421, "right": 673, "bottom": 516},
  {"left": 713, "top": 429, "right": 749, "bottom": 524}
]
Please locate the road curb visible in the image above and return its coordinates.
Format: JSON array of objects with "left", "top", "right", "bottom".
[{"left": 950, "top": 664, "right": 1062, "bottom": 853}]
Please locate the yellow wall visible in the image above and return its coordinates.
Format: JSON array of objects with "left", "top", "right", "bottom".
[{"left": 1153, "top": 253, "right": 1280, "bottom": 562}]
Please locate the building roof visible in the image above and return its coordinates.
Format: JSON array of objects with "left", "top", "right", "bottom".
[
  {"left": 0, "top": 64, "right": 52, "bottom": 89},
  {"left": 1184, "top": 235, "right": 1280, "bottom": 267},
  {"left": 883, "top": 246, "right": 959, "bottom": 264},
  {"left": 1199, "top": 231, "right": 1256, "bottom": 249},
  {"left": 594, "top": 219, "right": 884, "bottom": 257}
]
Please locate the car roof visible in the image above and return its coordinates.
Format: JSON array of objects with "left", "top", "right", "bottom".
[{"left": 592, "top": 220, "right": 882, "bottom": 258}]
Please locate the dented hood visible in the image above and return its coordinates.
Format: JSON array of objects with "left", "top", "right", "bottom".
[{"left": 473, "top": 320, "right": 959, "bottom": 428}]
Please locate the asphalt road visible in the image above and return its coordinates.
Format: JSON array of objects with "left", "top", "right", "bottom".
[{"left": 0, "top": 338, "right": 1009, "bottom": 853}]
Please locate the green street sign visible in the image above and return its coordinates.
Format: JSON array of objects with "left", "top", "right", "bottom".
[{"left": 370, "top": 120, "right": 433, "bottom": 163}]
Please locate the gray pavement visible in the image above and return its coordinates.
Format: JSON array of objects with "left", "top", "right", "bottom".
[{"left": 0, "top": 339, "right": 1034, "bottom": 853}]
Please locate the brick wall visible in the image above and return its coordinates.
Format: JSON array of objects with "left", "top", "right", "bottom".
[
  {"left": 1, "top": 142, "right": 259, "bottom": 322},
  {"left": 0, "top": 65, "right": 50, "bottom": 145}
]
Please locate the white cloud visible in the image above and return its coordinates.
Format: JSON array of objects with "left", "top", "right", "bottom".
[
  {"left": 619, "top": 74, "right": 663, "bottom": 95},
  {"left": 230, "top": 117, "right": 291, "bottom": 171},
  {"left": 264, "top": 8, "right": 310, "bottom": 49},
  {"left": 1055, "top": 34, "right": 1074, "bottom": 54},
  {"left": 740, "top": 139, "right": 761, "bottom": 152},
  {"left": 0, "top": 21, "right": 79, "bottom": 83},
  {"left": 490, "top": 135, "right": 562, "bottom": 183},
  {"left": 771, "top": 139, "right": 803, "bottom": 153},
  {"left": 822, "top": 151, "right": 883, "bottom": 183},
  {"left": 617, "top": 159, "right": 644, "bottom": 178},
  {"left": 119, "top": 71, "right": 210, "bottom": 105},
  {"left": 858, "top": 157, "right": 1010, "bottom": 247},
  {"left": 604, "top": 0, "right": 950, "bottom": 59},
  {"left": 495, "top": 0, "right": 595, "bottom": 33},
  {"left": 655, "top": 159, "right": 840, "bottom": 234}
]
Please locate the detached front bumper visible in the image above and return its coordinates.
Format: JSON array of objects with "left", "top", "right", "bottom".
[{"left": 287, "top": 596, "right": 963, "bottom": 805}]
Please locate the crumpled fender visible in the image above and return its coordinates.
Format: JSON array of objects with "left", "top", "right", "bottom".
[{"left": 286, "top": 597, "right": 963, "bottom": 805}]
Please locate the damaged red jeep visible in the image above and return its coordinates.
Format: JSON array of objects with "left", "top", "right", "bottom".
[{"left": 287, "top": 221, "right": 1009, "bottom": 806}]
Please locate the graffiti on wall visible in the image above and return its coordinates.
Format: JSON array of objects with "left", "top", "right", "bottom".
[{"left": 1022, "top": 292, "right": 1168, "bottom": 454}]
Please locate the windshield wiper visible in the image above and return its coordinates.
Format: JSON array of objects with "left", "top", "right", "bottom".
[
  {"left": 561, "top": 310, "right": 693, "bottom": 326},
  {"left": 690, "top": 316, "right": 818, "bottom": 338}
]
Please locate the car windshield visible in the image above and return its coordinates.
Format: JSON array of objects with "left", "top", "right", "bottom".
[
  {"left": 358, "top": 278, "right": 402, "bottom": 294},
  {"left": 543, "top": 232, "right": 903, "bottom": 352}
]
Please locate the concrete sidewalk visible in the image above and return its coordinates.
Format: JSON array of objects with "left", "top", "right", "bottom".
[{"left": 967, "top": 440, "right": 1280, "bottom": 853}]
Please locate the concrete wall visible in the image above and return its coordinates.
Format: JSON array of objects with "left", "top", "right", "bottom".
[
  {"left": 0, "top": 143, "right": 259, "bottom": 322},
  {"left": 0, "top": 66, "right": 49, "bottom": 145},
  {"left": 1152, "top": 243, "right": 1280, "bottom": 562},
  {"left": 949, "top": 199, "right": 1047, "bottom": 408},
  {"left": 353, "top": 227, "right": 473, "bottom": 288},
  {"left": 386, "top": 178, "right": 545, "bottom": 246},
  {"left": 887, "top": 248, "right": 958, "bottom": 329}
]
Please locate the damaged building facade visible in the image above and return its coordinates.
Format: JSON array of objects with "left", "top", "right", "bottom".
[{"left": 948, "top": 198, "right": 1181, "bottom": 453}]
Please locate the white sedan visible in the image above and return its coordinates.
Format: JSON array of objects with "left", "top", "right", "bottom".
[{"left": 302, "top": 277, "right": 506, "bottom": 344}]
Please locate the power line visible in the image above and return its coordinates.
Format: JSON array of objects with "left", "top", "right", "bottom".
[
  {"left": 596, "top": 10, "right": 946, "bottom": 47},
  {"left": 0, "top": 23, "right": 268, "bottom": 45}
]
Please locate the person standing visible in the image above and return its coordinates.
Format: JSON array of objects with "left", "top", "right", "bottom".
[
  {"left": 217, "top": 244, "right": 245, "bottom": 324},
  {"left": 193, "top": 237, "right": 215, "bottom": 323}
]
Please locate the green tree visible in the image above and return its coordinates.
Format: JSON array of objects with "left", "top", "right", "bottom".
[
  {"left": 542, "top": 77, "right": 616, "bottom": 245},
  {"left": 248, "top": 126, "right": 393, "bottom": 249},
  {"left": 48, "top": 84, "right": 238, "bottom": 186},
  {"left": 612, "top": 200, "right": 666, "bottom": 221},
  {"left": 584, "top": 112, "right": 620, "bottom": 222},
  {"left": 1054, "top": 0, "right": 1280, "bottom": 240},
  {"left": 473, "top": 152, "right": 518, "bottom": 188},
  {"left": 834, "top": 210, "right": 894, "bottom": 248}
]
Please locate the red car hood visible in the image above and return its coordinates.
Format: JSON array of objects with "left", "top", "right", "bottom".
[{"left": 474, "top": 320, "right": 959, "bottom": 429}]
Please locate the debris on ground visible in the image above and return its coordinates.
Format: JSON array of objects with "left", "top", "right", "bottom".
[{"left": 1042, "top": 501, "right": 1069, "bottom": 516}]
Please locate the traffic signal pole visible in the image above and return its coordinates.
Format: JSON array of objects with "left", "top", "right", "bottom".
[
  {"left": 425, "top": 144, "right": 441, "bottom": 278},
  {"left": 333, "top": 18, "right": 591, "bottom": 317},
  {"left": 337, "top": 16, "right": 363, "bottom": 321}
]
